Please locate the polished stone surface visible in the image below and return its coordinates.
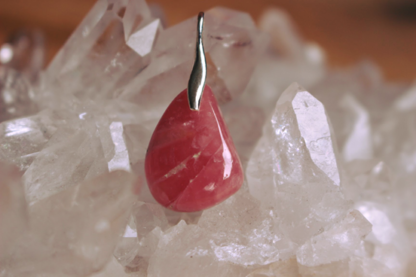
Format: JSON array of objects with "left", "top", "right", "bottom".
[{"left": 145, "top": 86, "right": 243, "bottom": 212}]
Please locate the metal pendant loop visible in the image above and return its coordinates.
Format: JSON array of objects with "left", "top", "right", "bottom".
[{"left": 187, "top": 12, "right": 207, "bottom": 111}]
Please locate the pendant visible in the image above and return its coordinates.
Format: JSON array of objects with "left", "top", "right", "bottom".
[{"left": 144, "top": 12, "right": 243, "bottom": 212}]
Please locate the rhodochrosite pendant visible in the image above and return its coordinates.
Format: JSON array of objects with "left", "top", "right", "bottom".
[
  {"left": 144, "top": 12, "right": 243, "bottom": 212},
  {"left": 145, "top": 86, "right": 243, "bottom": 212}
]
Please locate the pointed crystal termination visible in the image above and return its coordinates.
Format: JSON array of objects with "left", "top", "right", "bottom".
[
  {"left": 119, "top": 7, "right": 268, "bottom": 113},
  {"left": 145, "top": 86, "right": 243, "bottom": 212},
  {"left": 247, "top": 83, "right": 349, "bottom": 244},
  {"left": 45, "top": 0, "right": 161, "bottom": 101}
]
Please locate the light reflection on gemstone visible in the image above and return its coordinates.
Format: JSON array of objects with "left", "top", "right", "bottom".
[
  {"left": 1, "top": 1, "right": 415, "bottom": 275},
  {"left": 212, "top": 103, "right": 233, "bottom": 180},
  {"left": 145, "top": 86, "right": 243, "bottom": 212}
]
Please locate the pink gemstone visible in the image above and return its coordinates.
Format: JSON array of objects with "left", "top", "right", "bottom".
[{"left": 145, "top": 86, "right": 244, "bottom": 212}]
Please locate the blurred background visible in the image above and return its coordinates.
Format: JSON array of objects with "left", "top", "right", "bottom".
[{"left": 0, "top": 0, "right": 416, "bottom": 81}]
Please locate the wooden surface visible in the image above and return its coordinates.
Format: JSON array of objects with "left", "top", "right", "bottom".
[{"left": 1, "top": 0, "right": 416, "bottom": 81}]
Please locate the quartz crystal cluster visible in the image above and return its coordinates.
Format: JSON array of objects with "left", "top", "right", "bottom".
[{"left": 0, "top": 1, "right": 415, "bottom": 276}]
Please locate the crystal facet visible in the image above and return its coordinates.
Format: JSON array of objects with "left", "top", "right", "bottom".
[
  {"left": 145, "top": 86, "right": 243, "bottom": 212},
  {"left": 1, "top": 1, "right": 415, "bottom": 275},
  {"left": 1, "top": 170, "right": 135, "bottom": 277},
  {"left": 44, "top": 0, "right": 160, "bottom": 101}
]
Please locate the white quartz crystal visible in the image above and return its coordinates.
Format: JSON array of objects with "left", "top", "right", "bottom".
[
  {"left": 44, "top": 0, "right": 160, "bottom": 101},
  {"left": 22, "top": 116, "right": 133, "bottom": 204},
  {"left": 296, "top": 210, "right": 372, "bottom": 266},
  {"left": 0, "top": 0, "right": 414, "bottom": 276},
  {"left": 1, "top": 171, "right": 136, "bottom": 277},
  {"left": 0, "top": 110, "right": 59, "bottom": 169},
  {"left": 247, "top": 83, "right": 345, "bottom": 207}
]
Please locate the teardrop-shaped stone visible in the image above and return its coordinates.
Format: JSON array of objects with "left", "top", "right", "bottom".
[{"left": 145, "top": 86, "right": 243, "bottom": 212}]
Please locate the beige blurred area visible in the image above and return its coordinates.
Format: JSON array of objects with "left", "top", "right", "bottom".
[{"left": 0, "top": 0, "right": 415, "bottom": 80}]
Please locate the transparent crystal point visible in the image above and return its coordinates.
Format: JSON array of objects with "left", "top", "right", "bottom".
[
  {"left": 119, "top": 6, "right": 267, "bottom": 114},
  {"left": 45, "top": 0, "right": 161, "bottom": 101},
  {"left": 247, "top": 83, "right": 342, "bottom": 194},
  {"left": 247, "top": 83, "right": 350, "bottom": 244}
]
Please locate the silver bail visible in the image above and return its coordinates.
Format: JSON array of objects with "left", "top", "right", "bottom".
[{"left": 187, "top": 12, "right": 207, "bottom": 111}]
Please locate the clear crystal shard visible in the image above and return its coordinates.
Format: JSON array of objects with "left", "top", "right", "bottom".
[
  {"left": 0, "top": 1, "right": 415, "bottom": 275},
  {"left": 113, "top": 201, "right": 169, "bottom": 274},
  {"left": 343, "top": 159, "right": 413, "bottom": 276},
  {"left": 296, "top": 210, "right": 372, "bottom": 267},
  {"left": 372, "top": 101, "right": 416, "bottom": 250},
  {"left": 1, "top": 171, "right": 135, "bottom": 277},
  {"left": 106, "top": 121, "right": 131, "bottom": 172},
  {"left": 119, "top": 6, "right": 267, "bottom": 115},
  {"left": 22, "top": 116, "right": 133, "bottom": 204},
  {"left": 247, "top": 83, "right": 350, "bottom": 245},
  {"left": 197, "top": 189, "right": 294, "bottom": 265},
  {"left": 0, "top": 110, "right": 59, "bottom": 170},
  {"left": 148, "top": 220, "right": 250, "bottom": 277},
  {"left": 126, "top": 19, "right": 160, "bottom": 57},
  {"left": 290, "top": 87, "right": 340, "bottom": 185},
  {"left": 45, "top": 0, "right": 161, "bottom": 100}
]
